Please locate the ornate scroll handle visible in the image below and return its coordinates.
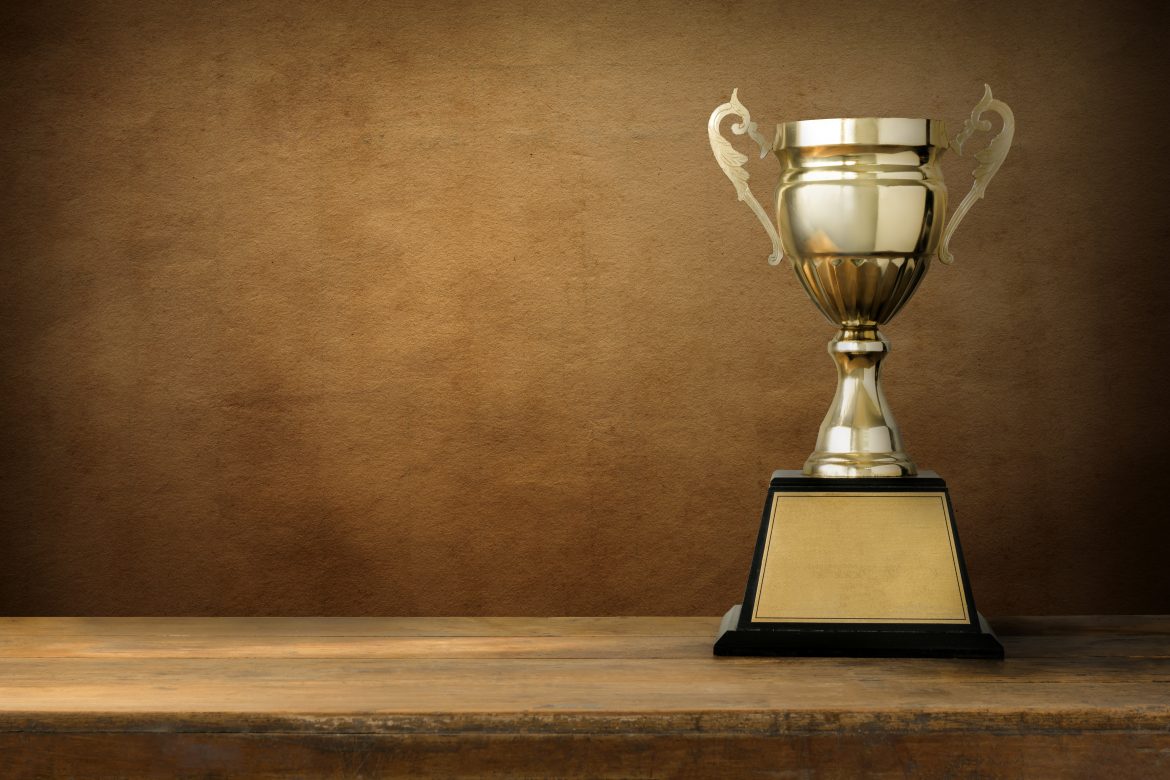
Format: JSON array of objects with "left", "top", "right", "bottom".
[
  {"left": 939, "top": 84, "right": 1015, "bottom": 265},
  {"left": 708, "top": 89, "right": 783, "bottom": 266}
]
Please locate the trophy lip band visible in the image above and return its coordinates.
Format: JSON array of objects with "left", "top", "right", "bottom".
[{"left": 779, "top": 117, "right": 949, "bottom": 150}]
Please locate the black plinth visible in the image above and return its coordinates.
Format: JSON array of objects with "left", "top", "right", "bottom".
[{"left": 714, "top": 470, "right": 1004, "bottom": 659}]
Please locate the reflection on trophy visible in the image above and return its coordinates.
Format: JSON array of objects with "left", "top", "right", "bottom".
[{"left": 709, "top": 87, "right": 1013, "bottom": 658}]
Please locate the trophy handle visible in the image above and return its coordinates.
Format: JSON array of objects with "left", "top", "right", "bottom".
[
  {"left": 708, "top": 89, "right": 783, "bottom": 266},
  {"left": 939, "top": 84, "right": 1015, "bottom": 265}
]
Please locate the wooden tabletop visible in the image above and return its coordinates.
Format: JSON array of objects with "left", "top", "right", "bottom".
[{"left": 2, "top": 616, "right": 1168, "bottom": 777}]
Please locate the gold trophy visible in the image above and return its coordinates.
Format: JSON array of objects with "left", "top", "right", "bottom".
[{"left": 709, "top": 86, "right": 1013, "bottom": 657}]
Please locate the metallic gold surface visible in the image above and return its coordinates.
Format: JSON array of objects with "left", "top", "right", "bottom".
[
  {"left": 775, "top": 116, "right": 945, "bottom": 476},
  {"left": 751, "top": 492, "right": 969, "bottom": 624},
  {"left": 779, "top": 116, "right": 948, "bottom": 150},
  {"left": 708, "top": 89, "right": 783, "bottom": 266},
  {"left": 801, "top": 328, "right": 915, "bottom": 478},
  {"left": 940, "top": 86, "right": 1016, "bottom": 264},
  {"left": 709, "top": 89, "right": 1014, "bottom": 477}
]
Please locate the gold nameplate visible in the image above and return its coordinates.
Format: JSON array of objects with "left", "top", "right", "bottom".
[{"left": 751, "top": 492, "right": 969, "bottom": 624}]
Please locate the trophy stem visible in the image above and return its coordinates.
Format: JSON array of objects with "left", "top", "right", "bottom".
[{"left": 803, "top": 326, "right": 917, "bottom": 478}]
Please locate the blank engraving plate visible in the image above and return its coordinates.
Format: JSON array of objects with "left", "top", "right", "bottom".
[{"left": 752, "top": 492, "right": 969, "bottom": 624}]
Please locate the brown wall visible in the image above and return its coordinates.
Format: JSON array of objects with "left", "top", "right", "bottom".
[{"left": 2, "top": 0, "right": 1167, "bottom": 617}]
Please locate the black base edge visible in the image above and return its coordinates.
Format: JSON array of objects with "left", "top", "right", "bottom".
[{"left": 713, "top": 605, "right": 1005, "bottom": 659}]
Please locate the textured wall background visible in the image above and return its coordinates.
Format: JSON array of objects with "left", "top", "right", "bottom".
[{"left": 2, "top": 0, "right": 1167, "bottom": 616}]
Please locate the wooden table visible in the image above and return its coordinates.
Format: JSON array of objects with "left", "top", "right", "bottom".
[{"left": 1, "top": 616, "right": 1167, "bottom": 778}]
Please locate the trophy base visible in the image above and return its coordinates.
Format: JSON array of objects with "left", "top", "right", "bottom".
[
  {"left": 714, "top": 605, "right": 1004, "bottom": 658},
  {"left": 714, "top": 470, "right": 1003, "bottom": 659}
]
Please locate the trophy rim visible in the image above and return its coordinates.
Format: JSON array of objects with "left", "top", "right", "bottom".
[{"left": 778, "top": 117, "right": 948, "bottom": 150}]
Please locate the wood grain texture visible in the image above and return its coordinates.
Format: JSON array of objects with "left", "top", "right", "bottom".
[
  {"left": 0, "top": 617, "right": 1168, "bottom": 777},
  {"left": 1, "top": 0, "right": 1169, "bottom": 620},
  {"left": 8, "top": 733, "right": 1169, "bottom": 780}
]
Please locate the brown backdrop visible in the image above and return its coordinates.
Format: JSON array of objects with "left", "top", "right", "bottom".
[{"left": 2, "top": 0, "right": 1168, "bottom": 617}]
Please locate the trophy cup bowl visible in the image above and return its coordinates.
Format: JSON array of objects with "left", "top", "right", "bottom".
[
  {"left": 781, "top": 116, "right": 946, "bottom": 477},
  {"left": 709, "top": 88, "right": 1014, "bottom": 478}
]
